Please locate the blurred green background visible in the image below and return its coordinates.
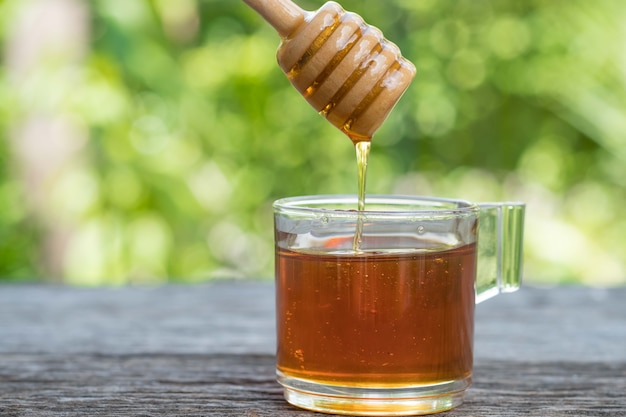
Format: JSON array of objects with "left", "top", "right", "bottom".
[{"left": 0, "top": 0, "right": 624, "bottom": 286}]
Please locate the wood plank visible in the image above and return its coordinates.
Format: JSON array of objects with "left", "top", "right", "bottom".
[
  {"left": 1, "top": 283, "right": 626, "bottom": 415},
  {"left": 1, "top": 283, "right": 625, "bottom": 361},
  {"left": 1, "top": 353, "right": 624, "bottom": 416}
]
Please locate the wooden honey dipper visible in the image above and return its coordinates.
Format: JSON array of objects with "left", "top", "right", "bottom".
[{"left": 243, "top": 0, "right": 416, "bottom": 143}]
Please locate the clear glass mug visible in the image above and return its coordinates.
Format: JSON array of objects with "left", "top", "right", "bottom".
[{"left": 273, "top": 195, "right": 525, "bottom": 416}]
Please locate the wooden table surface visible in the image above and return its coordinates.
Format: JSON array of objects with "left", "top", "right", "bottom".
[{"left": 1, "top": 282, "right": 625, "bottom": 416}]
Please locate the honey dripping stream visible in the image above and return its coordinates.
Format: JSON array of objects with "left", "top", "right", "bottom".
[{"left": 352, "top": 139, "right": 370, "bottom": 252}]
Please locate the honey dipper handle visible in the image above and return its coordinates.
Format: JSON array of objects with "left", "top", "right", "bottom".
[{"left": 242, "top": 0, "right": 306, "bottom": 38}]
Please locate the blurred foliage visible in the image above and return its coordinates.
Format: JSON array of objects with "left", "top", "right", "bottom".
[{"left": 0, "top": 0, "right": 624, "bottom": 285}]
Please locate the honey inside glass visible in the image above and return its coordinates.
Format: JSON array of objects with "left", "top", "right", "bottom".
[{"left": 276, "top": 244, "right": 476, "bottom": 387}]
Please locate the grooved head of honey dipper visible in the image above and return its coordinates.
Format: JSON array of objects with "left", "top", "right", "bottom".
[
  {"left": 337, "top": 52, "right": 416, "bottom": 142},
  {"left": 276, "top": 1, "right": 415, "bottom": 142}
]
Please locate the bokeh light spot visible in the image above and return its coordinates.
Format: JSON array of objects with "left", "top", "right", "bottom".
[
  {"left": 416, "top": 95, "right": 457, "bottom": 137},
  {"left": 446, "top": 49, "right": 486, "bottom": 90},
  {"left": 487, "top": 16, "right": 530, "bottom": 59}
]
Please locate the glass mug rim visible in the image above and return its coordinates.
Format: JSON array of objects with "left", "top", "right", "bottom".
[
  {"left": 274, "top": 194, "right": 525, "bottom": 215},
  {"left": 273, "top": 193, "right": 477, "bottom": 216}
]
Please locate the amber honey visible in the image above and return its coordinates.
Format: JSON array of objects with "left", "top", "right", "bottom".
[{"left": 275, "top": 242, "right": 476, "bottom": 388}]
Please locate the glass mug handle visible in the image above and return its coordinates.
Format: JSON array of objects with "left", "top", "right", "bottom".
[{"left": 475, "top": 202, "right": 526, "bottom": 304}]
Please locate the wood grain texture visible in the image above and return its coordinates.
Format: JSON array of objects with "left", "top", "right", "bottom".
[
  {"left": 1, "top": 353, "right": 624, "bottom": 416},
  {"left": 1, "top": 282, "right": 625, "bottom": 416}
]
